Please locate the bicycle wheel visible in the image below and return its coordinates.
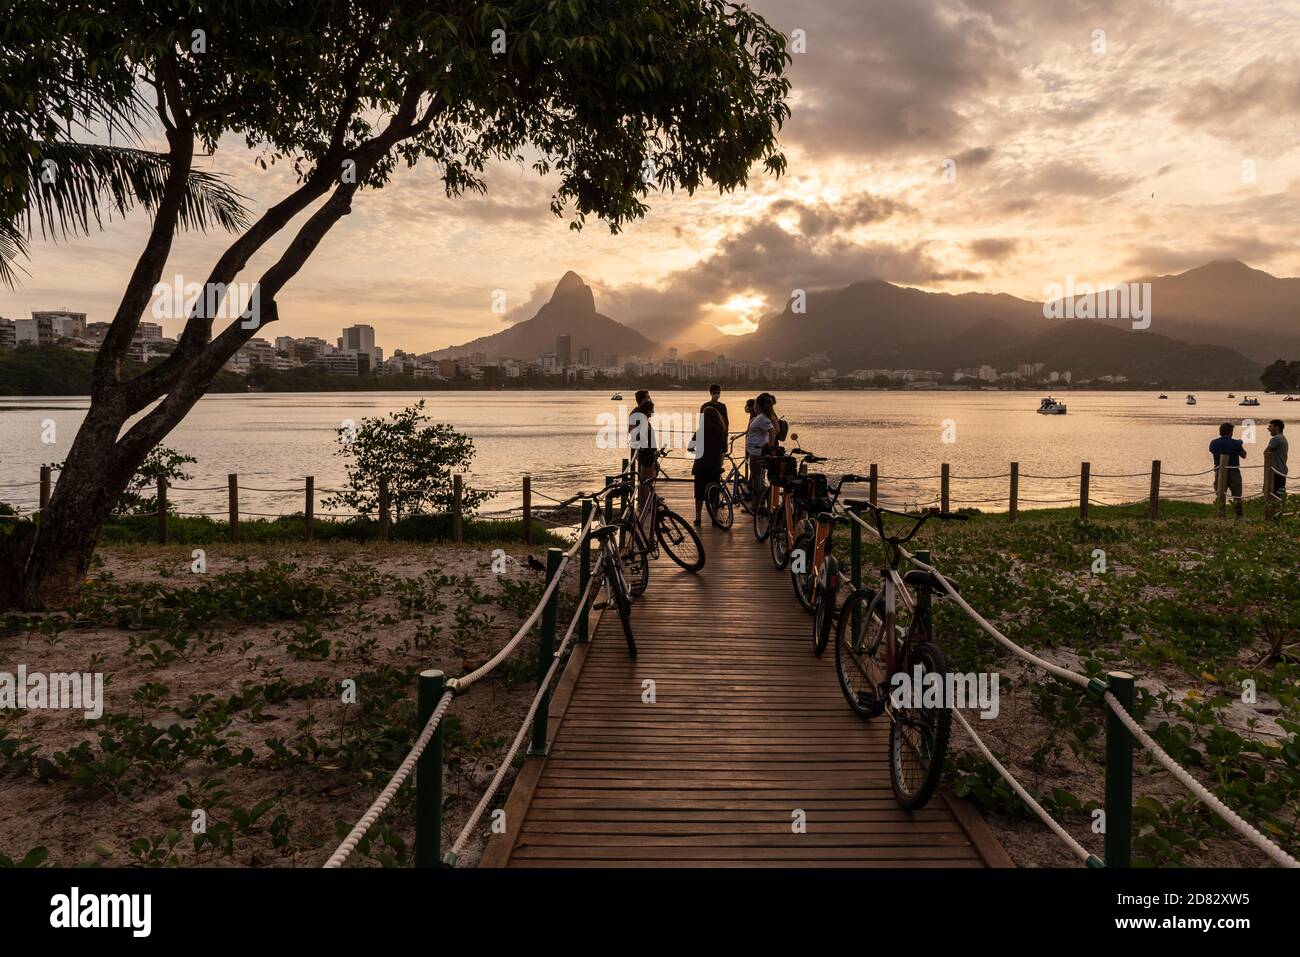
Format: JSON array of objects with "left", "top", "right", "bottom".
[
  {"left": 812, "top": 559, "right": 838, "bottom": 656},
  {"left": 769, "top": 515, "right": 789, "bottom": 568},
  {"left": 602, "top": 550, "right": 636, "bottom": 657},
  {"left": 753, "top": 497, "right": 772, "bottom": 542},
  {"left": 789, "top": 531, "right": 815, "bottom": 612},
  {"left": 889, "top": 641, "right": 951, "bottom": 809},
  {"left": 705, "top": 482, "right": 733, "bottom": 530},
  {"left": 732, "top": 475, "right": 753, "bottom": 515},
  {"left": 617, "top": 522, "right": 650, "bottom": 598},
  {"left": 833, "top": 587, "right": 893, "bottom": 718},
  {"left": 656, "top": 508, "right": 706, "bottom": 571}
]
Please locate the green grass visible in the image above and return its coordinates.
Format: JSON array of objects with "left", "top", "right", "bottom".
[
  {"left": 92, "top": 512, "right": 569, "bottom": 547},
  {"left": 833, "top": 498, "right": 1300, "bottom": 865}
]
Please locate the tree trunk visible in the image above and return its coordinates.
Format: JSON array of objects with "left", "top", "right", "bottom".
[{"left": 6, "top": 402, "right": 137, "bottom": 610}]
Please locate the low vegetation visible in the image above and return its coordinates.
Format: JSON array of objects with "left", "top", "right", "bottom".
[{"left": 835, "top": 498, "right": 1300, "bottom": 866}]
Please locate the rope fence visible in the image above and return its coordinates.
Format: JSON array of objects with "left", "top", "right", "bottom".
[
  {"left": 841, "top": 505, "right": 1300, "bottom": 869},
  {"left": 323, "top": 499, "right": 604, "bottom": 869}
]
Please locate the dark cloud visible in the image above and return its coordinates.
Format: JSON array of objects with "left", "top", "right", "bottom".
[
  {"left": 1125, "top": 237, "right": 1289, "bottom": 275},
  {"left": 1174, "top": 58, "right": 1300, "bottom": 140},
  {"left": 968, "top": 237, "right": 1024, "bottom": 261}
]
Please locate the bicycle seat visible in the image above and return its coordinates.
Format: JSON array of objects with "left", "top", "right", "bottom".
[
  {"left": 588, "top": 525, "right": 621, "bottom": 541},
  {"left": 903, "top": 569, "right": 958, "bottom": 594}
]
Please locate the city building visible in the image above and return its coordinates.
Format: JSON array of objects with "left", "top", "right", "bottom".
[
  {"left": 32, "top": 310, "right": 87, "bottom": 339},
  {"left": 338, "top": 324, "right": 381, "bottom": 364},
  {"left": 0, "top": 318, "right": 14, "bottom": 349},
  {"left": 556, "top": 335, "right": 572, "bottom": 368},
  {"left": 577, "top": 347, "right": 591, "bottom": 367}
]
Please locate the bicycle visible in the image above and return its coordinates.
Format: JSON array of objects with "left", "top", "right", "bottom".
[
  {"left": 787, "top": 472, "right": 870, "bottom": 654},
  {"left": 608, "top": 453, "right": 706, "bottom": 593},
  {"left": 759, "top": 440, "right": 823, "bottom": 569},
  {"left": 751, "top": 443, "right": 799, "bottom": 544},
  {"left": 833, "top": 500, "right": 968, "bottom": 810},
  {"left": 587, "top": 520, "right": 637, "bottom": 657},
  {"left": 703, "top": 433, "right": 753, "bottom": 530}
]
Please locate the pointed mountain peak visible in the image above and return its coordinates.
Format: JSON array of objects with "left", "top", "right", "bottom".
[{"left": 547, "top": 270, "right": 595, "bottom": 313}]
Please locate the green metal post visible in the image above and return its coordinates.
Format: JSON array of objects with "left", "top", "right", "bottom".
[
  {"left": 914, "top": 549, "right": 932, "bottom": 634},
  {"left": 850, "top": 510, "right": 863, "bottom": 636},
  {"left": 529, "top": 547, "right": 563, "bottom": 756},
  {"left": 415, "top": 669, "right": 446, "bottom": 868},
  {"left": 578, "top": 499, "right": 592, "bottom": 643},
  {"left": 1104, "top": 671, "right": 1134, "bottom": 868}
]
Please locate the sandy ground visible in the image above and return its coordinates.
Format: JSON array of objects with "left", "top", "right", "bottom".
[{"left": 0, "top": 541, "right": 572, "bottom": 868}]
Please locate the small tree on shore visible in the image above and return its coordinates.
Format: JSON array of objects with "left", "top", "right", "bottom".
[{"left": 324, "top": 402, "right": 490, "bottom": 520}]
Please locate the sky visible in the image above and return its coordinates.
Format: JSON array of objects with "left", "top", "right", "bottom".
[{"left": 4, "top": 0, "right": 1299, "bottom": 353}]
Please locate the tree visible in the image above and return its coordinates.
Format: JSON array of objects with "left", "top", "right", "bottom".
[
  {"left": 1, "top": 0, "right": 790, "bottom": 610},
  {"left": 49, "top": 445, "right": 196, "bottom": 515},
  {"left": 325, "top": 402, "right": 490, "bottom": 520},
  {"left": 1260, "top": 359, "right": 1300, "bottom": 393},
  {"left": 0, "top": 14, "right": 250, "bottom": 286}
]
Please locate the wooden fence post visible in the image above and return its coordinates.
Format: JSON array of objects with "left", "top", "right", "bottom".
[
  {"left": 39, "top": 465, "right": 51, "bottom": 516},
  {"left": 228, "top": 473, "right": 239, "bottom": 543},
  {"left": 1263, "top": 450, "right": 1275, "bottom": 521},
  {"left": 452, "top": 473, "right": 463, "bottom": 543},
  {"left": 1009, "top": 462, "right": 1019, "bottom": 523},
  {"left": 1147, "top": 460, "right": 1160, "bottom": 520},
  {"left": 941, "top": 463, "right": 950, "bottom": 513},
  {"left": 1215, "top": 453, "right": 1228, "bottom": 518},
  {"left": 414, "top": 669, "right": 446, "bottom": 868},
  {"left": 522, "top": 474, "right": 532, "bottom": 544},
  {"left": 157, "top": 477, "right": 168, "bottom": 544},
  {"left": 378, "top": 475, "right": 390, "bottom": 542},
  {"left": 1079, "top": 461, "right": 1090, "bottom": 520},
  {"left": 869, "top": 463, "right": 878, "bottom": 506},
  {"left": 529, "top": 547, "right": 563, "bottom": 756},
  {"left": 304, "top": 476, "right": 314, "bottom": 540}
]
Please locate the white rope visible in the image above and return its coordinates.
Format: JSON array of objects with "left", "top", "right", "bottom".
[
  {"left": 951, "top": 707, "right": 1093, "bottom": 863},
  {"left": 447, "top": 566, "right": 597, "bottom": 861},
  {"left": 323, "top": 689, "right": 455, "bottom": 868},
  {"left": 841, "top": 503, "right": 1300, "bottom": 867},
  {"left": 1102, "top": 692, "right": 1299, "bottom": 868},
  {"left": 453, "top": 507, "right": 596, "bottom": 692}
]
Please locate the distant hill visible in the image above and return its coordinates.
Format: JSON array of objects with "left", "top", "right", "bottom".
[
  {"left": 429, "top": 272, "right": 661, "bottom": 362},
  {"left": 0, "top": 346, "right": 246, "bottom": 396},
  {"left": 992, "top": 320, "right": 1261, "bottom": 388},
  {"left": 699, "top": 264, "right": 1272, "bottom": 385}
]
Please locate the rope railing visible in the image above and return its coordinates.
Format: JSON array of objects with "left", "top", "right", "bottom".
[
  {"left": 840, "top": 504, "right": 1300, "bottom": 868},
  {"left": 322, "top": 498, "right": 604, "bottom": 869}
]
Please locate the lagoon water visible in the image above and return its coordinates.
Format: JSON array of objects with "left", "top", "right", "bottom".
[{"left": 0, "top": 390, "right": 1289, "bottom": 517}]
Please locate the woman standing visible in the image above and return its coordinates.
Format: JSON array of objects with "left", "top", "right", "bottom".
[
  {"left": 746, "top": 393, "right": 778, "bottom": 509},
  {"left": 692, "top": 403, "right": 727, "bottom": 526}
]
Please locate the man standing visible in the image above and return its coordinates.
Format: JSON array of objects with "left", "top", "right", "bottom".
[
  {"left": 701, "top": 384, "right": 729, "bottom": 431},
  {"left": 1209, "top": 421, "right": 1248, "bottom": 520},
  {"left": 1266, "top": 419, "right": 1288, "bottom": 500}
]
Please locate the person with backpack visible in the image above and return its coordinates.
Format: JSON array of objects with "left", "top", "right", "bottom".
[{"left": 746, "top": 393, "right": 779, "bottom": 509}]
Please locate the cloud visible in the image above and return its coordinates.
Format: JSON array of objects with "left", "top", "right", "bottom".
[{"left": 968, "top": 238, "right": 1024, "bottom": 261}]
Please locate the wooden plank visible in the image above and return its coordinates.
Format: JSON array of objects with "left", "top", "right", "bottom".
[{"left": 483, "top": 481, "right": 1011, "bottom": 868}]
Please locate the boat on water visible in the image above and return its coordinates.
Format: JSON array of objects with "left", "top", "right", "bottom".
[
  {"left": 1158, "top": 393, "right": 1168, "bottom": 399},
  {"left": 1186, "top": 394, "right": 1197, "bottom": 405},
  {"left": 1239, "top": 395, "right": 1260, "bottom": 406},
  {"left": 1285, "top": 395, "right": 1299, "bottom": 402},
  {"left": 1227, "top": 393, "right": 1236, "bottom": 398},
  {"left": 610, "top": 393, "right": 623, "bottom": 400},
  {"left": 1036, "top": 397, "right": 1067, "bottom": 415}
]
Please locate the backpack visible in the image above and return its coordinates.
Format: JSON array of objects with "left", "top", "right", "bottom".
[{"left": 775, "top": 417, "right": 789, "bottom": 442}]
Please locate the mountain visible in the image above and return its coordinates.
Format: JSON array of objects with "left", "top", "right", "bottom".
[
  {"left": 428, "top": 271, "right": 660, "bottom": 362},
  {"left": 993, "top": 320, "right": 1261, "bottom": 387},
  {"left": 701, "top": 263, "right": 1275, "bottom": 385},
  {"left": 715, "top": 280, "right": 1042, "bottom": 365},
  {"left": 1055, "top": 260, "right": 1300, "bottom": 363}
]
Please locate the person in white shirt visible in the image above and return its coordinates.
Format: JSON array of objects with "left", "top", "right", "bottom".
[{"left": 745, "top": 394, "right": 778, "bottom": 508}]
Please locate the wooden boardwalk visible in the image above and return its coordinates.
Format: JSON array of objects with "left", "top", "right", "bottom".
[{"left": 482, "top": 483, "right": 1011, "bottom": 868}]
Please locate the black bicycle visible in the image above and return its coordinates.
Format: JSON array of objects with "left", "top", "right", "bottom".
[
  {"left": 704, "top": 433, "right": 753, "bottom": 530},
  {"left": 834, "top": 501, "right": 967, "bottom": 809},
  {"left": 587, "top": 521, "right": 636, "bottom": 657}
]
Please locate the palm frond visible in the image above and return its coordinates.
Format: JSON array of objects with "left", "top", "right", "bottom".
[{"left": 1, "top": 143, "right": 252, "bottom": 289}]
